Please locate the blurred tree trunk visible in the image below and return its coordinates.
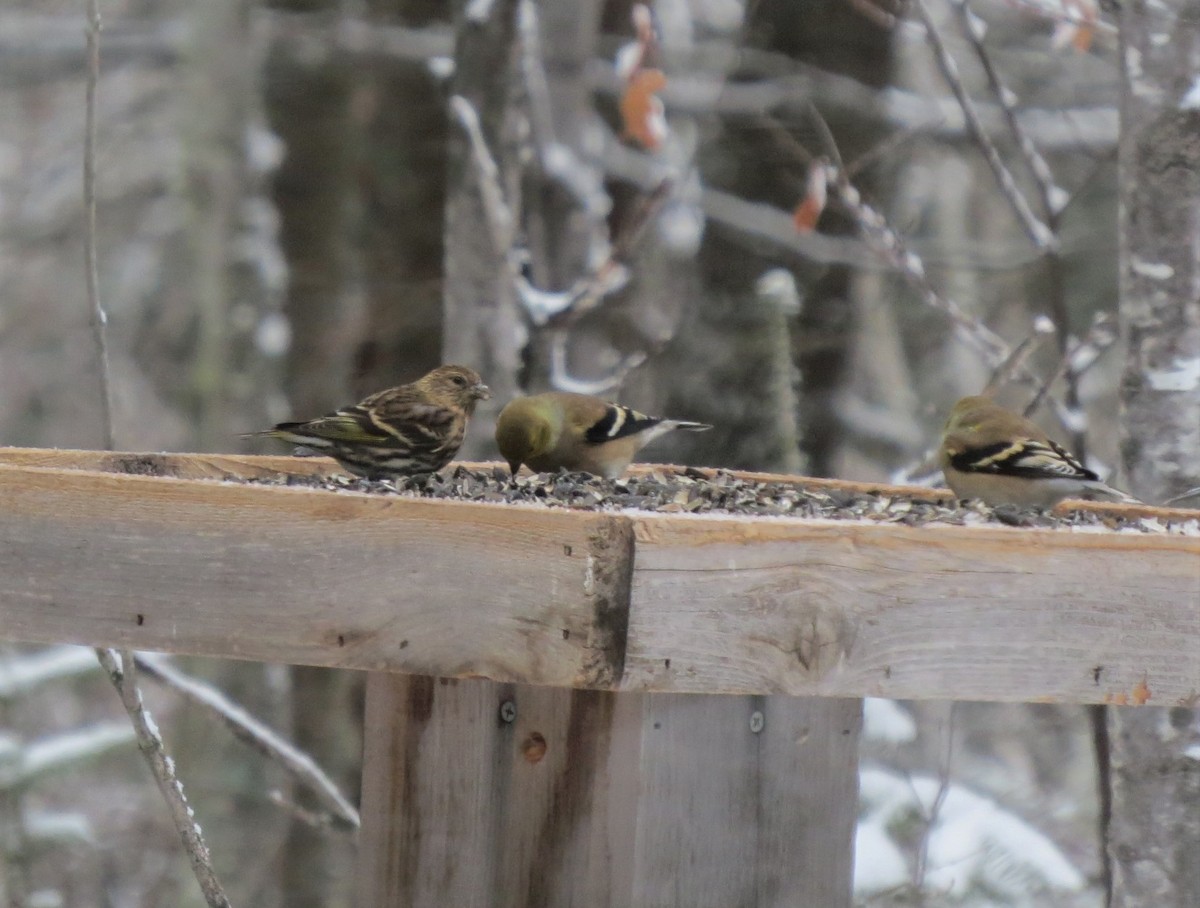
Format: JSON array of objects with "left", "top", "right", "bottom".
[
  {"left": 1108, "top": 3, "right": 1200, "bottom": 907},
  {"left": 263, "top": 4, "right": 362, "bottom": 907},
  {"left": 443, "top": 0, "right": 522, "bottom": 456},
  {"left": 678, "top": 0, "right": 895, "bottom": 475},
  {"left": 352, "top": 0, "right": 450, "bottom": 397},
  {"left": 263, "top": 2, "right": 360, "bottom": 420}
]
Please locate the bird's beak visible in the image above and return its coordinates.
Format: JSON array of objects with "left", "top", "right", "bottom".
[{"left": 473, "top": 382, "right": 491, "bottom": 401}]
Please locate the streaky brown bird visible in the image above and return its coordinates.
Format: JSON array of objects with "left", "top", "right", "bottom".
[{"left": 246, "top": 364, "right": 490, "bottom": 479}]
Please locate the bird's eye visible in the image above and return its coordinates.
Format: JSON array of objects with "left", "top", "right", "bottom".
[{"left": 451, "top": 375, "right": 467, "bottom": 387}]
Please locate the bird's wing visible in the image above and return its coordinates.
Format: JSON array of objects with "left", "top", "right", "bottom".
[
  {"left": 360, "top": 398, "right": 461, "bottom": 454},
  {"left": 947, "top": 437, "right": 1099, "bottom": 481},
  {"left": 582, "top": 404, "right": 663, "bottom": 445},
  {"left": 280, "top": 410, "right": 393, "bottom": 445}
]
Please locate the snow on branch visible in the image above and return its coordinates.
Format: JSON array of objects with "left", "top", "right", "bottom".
[
  {"left": 450, "top": 75, "right": 672, "bottom": 393},
  {"left": 135, "top": 653, "right": 359, "bottom": 832},
  {"left": 96, "top": 649, "right": 232, "bottom": 908}
]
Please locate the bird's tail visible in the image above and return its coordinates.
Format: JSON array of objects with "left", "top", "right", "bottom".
[
  {"left": 1081, "top": 480, "right": 1140, "bottom": 505},
  {"left": 665, "top": 420, "right": 712, "bottom": 432}
]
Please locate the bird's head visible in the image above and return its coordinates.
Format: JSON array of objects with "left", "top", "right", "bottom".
[
  {"left": 943, "top": 395, "right": 995, "bottom": 435},
  {"left": 419, "top": 364, "right": 491, "bottom": 412},
  {"left": 494, "top": 396, "right": 557, "bottom": 475}
]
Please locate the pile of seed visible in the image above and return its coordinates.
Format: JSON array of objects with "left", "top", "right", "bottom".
[{"left": 245, "top": 465, "right": 1200, "bottom": 536}]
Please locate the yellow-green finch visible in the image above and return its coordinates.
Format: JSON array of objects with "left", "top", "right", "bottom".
[
  {"left": 247, "top": 364, "right": 490, "bottom": 479},
  {"left": 939, "top": 395, "right": 1134, "bottom": 508},
  {"left": 495, "top": 391, "right": 711, "bottom": 479}
]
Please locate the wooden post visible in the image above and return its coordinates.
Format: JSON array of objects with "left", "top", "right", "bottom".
[{"left": 357, "top": 675, "right": 861, "bottom": 907}]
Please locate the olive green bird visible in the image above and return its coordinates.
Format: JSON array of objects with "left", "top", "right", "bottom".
[
  {"left": 495, "top": 391, "right": 711, "bottom": 479},
  {"left": 246, "top": 364, "right": 490, "bottom": 479},
  {"left": 939, "top": 395, "right": 1135, "bottom": 508}
]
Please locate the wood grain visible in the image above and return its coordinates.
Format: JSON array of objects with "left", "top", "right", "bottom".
[
  {"left": 624, "top": 515, "right": 1200, "bottom": 704},
  {"left": 0, "top": 446, "right": 339, "bottom": 480},
  {"left": 356, "top": 675, "right": 860, "bottom": 907},
  {"left": 0, "top": 463, "right": 631, "bottom": 688}
]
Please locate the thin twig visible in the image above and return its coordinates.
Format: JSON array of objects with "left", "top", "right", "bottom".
[
  {"left": 84, "top": 7, "right": 229, "bottom": 904},
  {"left": 959, "top": 0, "right": 1062, "bottom": 217},
  {"left": 96, "top": 650, "right": 232, "bottom": 908},
  {"left": 135, "top": 653, "right": 360, "bottom": 832},
  {"left": 1023, "top": 311, "right": 1118, "bottom": 418},
  {"left": 451, "top": 91, "right": 668, "bottom": 393},
  {"left": 956, "top": 0, "right": 1087, "bottom": 454},
  {"left": 84, "top": 0, "right": 115, "bottom": 450},
  {"left": 760, "top": 116, "right": 1012, "bottom": 366},
  {"left": 982, "top": 316, "right": 1055, "bottom": 395},
  {"left": 914, "top": 0, "right": 1058, "bottom": 253},
  {"left": 913, "top": 702, "right": 956, "bottom": 893}
]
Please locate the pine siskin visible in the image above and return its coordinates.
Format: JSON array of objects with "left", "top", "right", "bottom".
[
  {"left": 939, "top": 395, "right": 1135, "bottom": 508},
  {"left": 247, "top": 364, "right": 490, "bottom": 479},
  {"left": 495, "top": 391, "right": 711, "bottom": 480}
]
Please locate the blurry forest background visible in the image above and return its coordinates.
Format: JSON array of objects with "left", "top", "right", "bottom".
[{"left": 0, "top": 0, "right": 1196, "bottom": 906}]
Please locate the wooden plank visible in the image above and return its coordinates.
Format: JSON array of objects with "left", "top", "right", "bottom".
[
  {"left": 0, "top": 458, "right": 1195, "bottom": 702},
  {"left": 0, "top": 463, "right": 633, "bottom": 688},
  {"left": 4, "top": 446, "right": 1197, "bottom": 523},
  {"left": 357, "top": 675, "right": 634, "bottom": 908},
  {"left": 624, "top": 515, "right": 1200, "bottom": 705},
  {"left": 630, "top": 693, "right": 860, "bottom": 907},
  {"left": 356, "top": 675, "right": 859, "bottom": 907},
  {"left": 0, "top": 446, "right": 339, "bottom": 480}
]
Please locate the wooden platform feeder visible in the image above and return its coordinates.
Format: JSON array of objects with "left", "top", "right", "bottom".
[{"left": 0, "top": 447, "right": 1196, "bottom": 906}]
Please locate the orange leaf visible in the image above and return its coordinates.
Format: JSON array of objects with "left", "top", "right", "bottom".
[
  {"left": 620, "top": 68, "right": 668, "bottom": 151},
  {"left": 1051, "top": 0, "right": 1097, "bottom": 53},
  {"left": 1132, "top": 676, "right": 1151, "bottom": 705},
  {"left": 793, "top": 164, "right": 829, "bottom": 233}
]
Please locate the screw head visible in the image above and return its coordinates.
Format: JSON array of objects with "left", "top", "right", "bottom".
[
  {"left": 749, "top": 710, "right": 765, "bottom": 734},
  {"left": 499, "top": 700, "right": 517, "bottom": 723}
]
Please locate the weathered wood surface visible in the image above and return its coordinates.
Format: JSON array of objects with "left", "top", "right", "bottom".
[
  {"left": 0, "top": 462, "right": 633, "bottom": 688},
  {"left": 0, "top": 452, "right": 1196, "bottom": 703},
  {"left": 623, "top": 515, "right": 1200, "bottom": 705},
  {"left": 356, "top": 675, "right": 861, "bottom": 908},
  {"left": 0, "top": 446, "right": 337, "bottom": 480},
  {"left": 3, "top": 445, "right": 1195, "bottom": 521}
]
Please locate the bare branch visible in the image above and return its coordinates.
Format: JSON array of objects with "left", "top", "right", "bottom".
[
  {"left": 913, "top": 0, "right": 1058, "bottom": 253},
  {"left": 587, "top": 54, "right": 1118, "bottom": 151},
  {"left": 96, "top": 649, "right": 231, "bottom": 908},
  {"left": 515, "top": 0, "right": 609, "bottom": 220},
  {"left": 982, "top": 315, "right": 1056, "bottom": 395},
  {"left": 84, "top": 11, "right": 227, "bottom": 904},
  {"left": 450, "top": 93, "right": 661, "bottom": 392},
  {"left": 1002, "top": 0, "right": 1117, "bottom": 35},
  {"left": 912, "top": 703, "right": 956, "bottom": 893},
  {"left": 846, "top": 0, "right": 903, "bottom": 28},
  {"left": 1023, "top": 311, "right": 1119, "bottom": 418},
  {"left": 449, "top": 94, "right": 516, "bottom": 254},
  {"left": 958, "top": 0, "right": 1064, "bottom": 218},
  {"left": 84, "top": 0, "right": 114, "bottom": 450},
  {"left": 549, "top": 331, "right": 648, "bottom": 395},
  {"left": 135, "top": 653, "right": 360, "bottom": 832}
]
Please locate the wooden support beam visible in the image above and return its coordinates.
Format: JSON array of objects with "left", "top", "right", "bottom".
[{"left": 356, "top": 675, "right": 861, "bottom": 907}]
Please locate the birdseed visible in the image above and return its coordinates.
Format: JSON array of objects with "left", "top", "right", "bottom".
[{"left": 242, "top": 465, "right": 1200, "bottom": 536}]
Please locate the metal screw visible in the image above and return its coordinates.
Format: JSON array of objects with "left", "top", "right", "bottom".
[
  {"left": 749, "top": 710, "right": 765, "bottom": 734},
  {"left": 499, "top": 700, "right": 517, "bottom": 724}
]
